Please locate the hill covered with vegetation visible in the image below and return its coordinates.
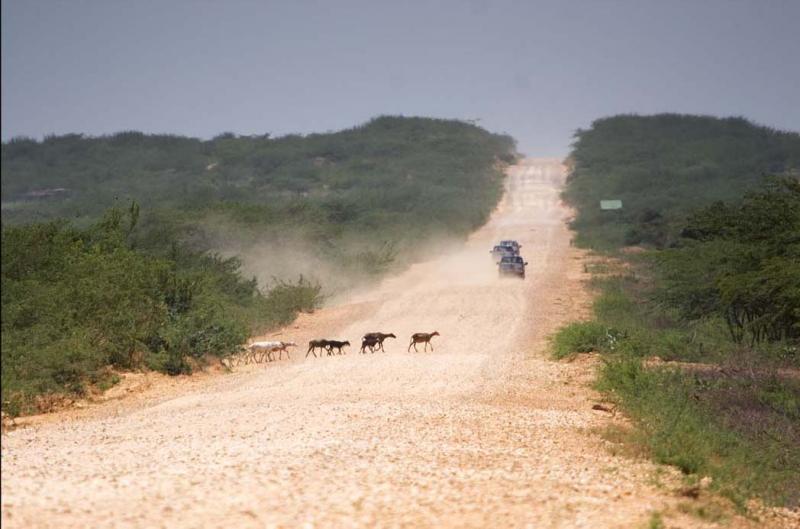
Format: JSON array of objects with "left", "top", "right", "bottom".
[
  {"left": 3, "top": 116, "right": 516, "bottom": 288},
  {"left": 1, "top": 116, "right": 516, "bottom": 415},
  {"left": 2, "top": 116, "right": 514, "bottom": 261},
  {"left": 556, "top": 114, "right": 800, "bottom": 509},
  {"left": 563, "top": 114, "right": 800, "bottom": 249}
]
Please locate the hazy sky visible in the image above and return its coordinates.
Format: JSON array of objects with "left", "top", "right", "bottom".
[{"left": 2, "top": 0, "right": 799, "bottom": 155}]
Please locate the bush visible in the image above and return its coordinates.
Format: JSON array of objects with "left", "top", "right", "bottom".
[
  {"left": 261, "top": 277, "right": 323, "bottom": 327},
  {"left": 598, "top": 356, "right": 800, "bottom": 507},
  {"left": 1, "top": 207, "right": 323, "bottom": 415},
  {"left": 551, "top": 321, "right": 611, "bottom": 358},
  {"left": 656, "top": 178, "right": 800, "bottom": 345},
  {"left": 564, "top": 269, "right": 800, "bottom": 508},
  {"left": 558, "top": 116, "right": 800, "bottom": 507}
]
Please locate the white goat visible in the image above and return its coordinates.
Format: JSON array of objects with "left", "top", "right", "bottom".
[{"left": 247, "top": 340, "right": 297, "bottom": 363}]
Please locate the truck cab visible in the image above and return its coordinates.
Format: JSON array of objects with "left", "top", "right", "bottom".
[
  {"left": 499, "top": 240, "right": 522, "bottom": 252},
  {"left": 490, "top": 244, "right": 518, "bottom": 262},
  {"left": 498, "top": 255, "right": 528, "bottom": 279}
]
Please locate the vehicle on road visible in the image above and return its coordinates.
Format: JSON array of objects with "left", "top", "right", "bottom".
[
  {"left": 498, "top": 255, "right": 528, "bottom": 279},
  {"left": 499, "top": 240, "right": 522, "bottom": 252},
  {"left": 490, "top": 244, "right": 518, "bottom": 262}
]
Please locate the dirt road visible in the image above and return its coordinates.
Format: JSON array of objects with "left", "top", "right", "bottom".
[{"left": 0, "top": 160, "right": 773, "bottom": 528}]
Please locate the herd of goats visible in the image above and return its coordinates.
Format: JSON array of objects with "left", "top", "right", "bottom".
[{"left": 231, "top": 331, "right": 441, "bottom": 366}]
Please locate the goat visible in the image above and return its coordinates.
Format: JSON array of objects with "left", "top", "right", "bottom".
[
  {"left": 360, "top": 335, "right": 380, "bottom": 354},
  {"left": 307, "top": 339, "right": 330, "bottom": 358},
  {"left": 235, "top": 344, "right": 266, "bottom": 365},
  {"left": 245, "top": 340, "right": 297, "bottom": 363},
  {"left": 234, "top": 347, "right": 256, "bottom": 366},
  {"left": 326, "top": 340, "right": 350, "bottom": 355},
  {"left": 408, "top": 331, "right": 440, "bottom": 352},
  {"left": 252, "top": 345, "right": 273, "bottom": 363},
  {"left": 249, "top": 341, "right": 281, "bottom": 362},
  {"left": 277, "top": 341, "right": 297, "bottom": 360},
  {"left": 362, "top": 332, "right": 396, "bottom": 352},
  {"left": 255, "top": 340, "right": 296, "bottom": 361}
]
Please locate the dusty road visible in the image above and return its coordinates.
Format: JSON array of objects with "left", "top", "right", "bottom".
[{"left": 1, "top": 160, "right": 777, "bottom": 528}]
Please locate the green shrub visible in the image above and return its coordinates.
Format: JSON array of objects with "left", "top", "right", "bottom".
[
  {"left": 558, "top": 114, "right": 800, "bottom": 508},
  {"left": 1, "top": 207, "right": 323, "bottom": 415},
  {"left": 560, "top": 268, "right": 800, "bottom": 508},
  {"left": 262, "top": 277, "right": 323, "bottom": 322},
  {"left": 599, "top": 355, "right": 800, "bottom": 507},
  {"left": 551, "top": 321, "right": 610, "bottom": 358},
  {"left": 656, "top": 178, "right": 800, "bottom": 345}
]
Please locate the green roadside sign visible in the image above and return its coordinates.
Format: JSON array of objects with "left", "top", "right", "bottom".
[{"left": 600, "top": 200, "right": 622, "bottom": 210}]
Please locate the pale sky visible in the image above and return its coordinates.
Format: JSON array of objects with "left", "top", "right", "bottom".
[{"left": 2, "top": 0, "right": 799, "bottom": 155}]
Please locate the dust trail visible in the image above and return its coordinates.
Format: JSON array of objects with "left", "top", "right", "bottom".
[{"left": 202, "top": 218, "right": 472, "bottom": 302}]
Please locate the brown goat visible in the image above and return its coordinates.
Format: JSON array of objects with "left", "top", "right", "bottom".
[
  {"left": 408, "top": 331, "right": 440, "bottom": 352},
  {"left": 362, "top": 332, "right": 396, "bottom": 352}
]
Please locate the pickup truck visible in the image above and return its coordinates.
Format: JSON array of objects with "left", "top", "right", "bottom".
[
  {"left": 490, "top": 244, "right": 518, "bottom": 262},
  {"left": 498, "top": 255, "right": 528, "bottom": 279},
  {"left": 499, "top": 240, "right": 522, "bottom": 252}
]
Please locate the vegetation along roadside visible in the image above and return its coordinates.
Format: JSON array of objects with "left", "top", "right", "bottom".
[{"left": 554, "top": 114, "right": 800, "bottom": 510}]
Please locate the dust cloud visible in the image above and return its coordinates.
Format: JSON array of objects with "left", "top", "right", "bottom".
[{"left": 201, "top": 221, "right": 471, "bottom": 305}]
